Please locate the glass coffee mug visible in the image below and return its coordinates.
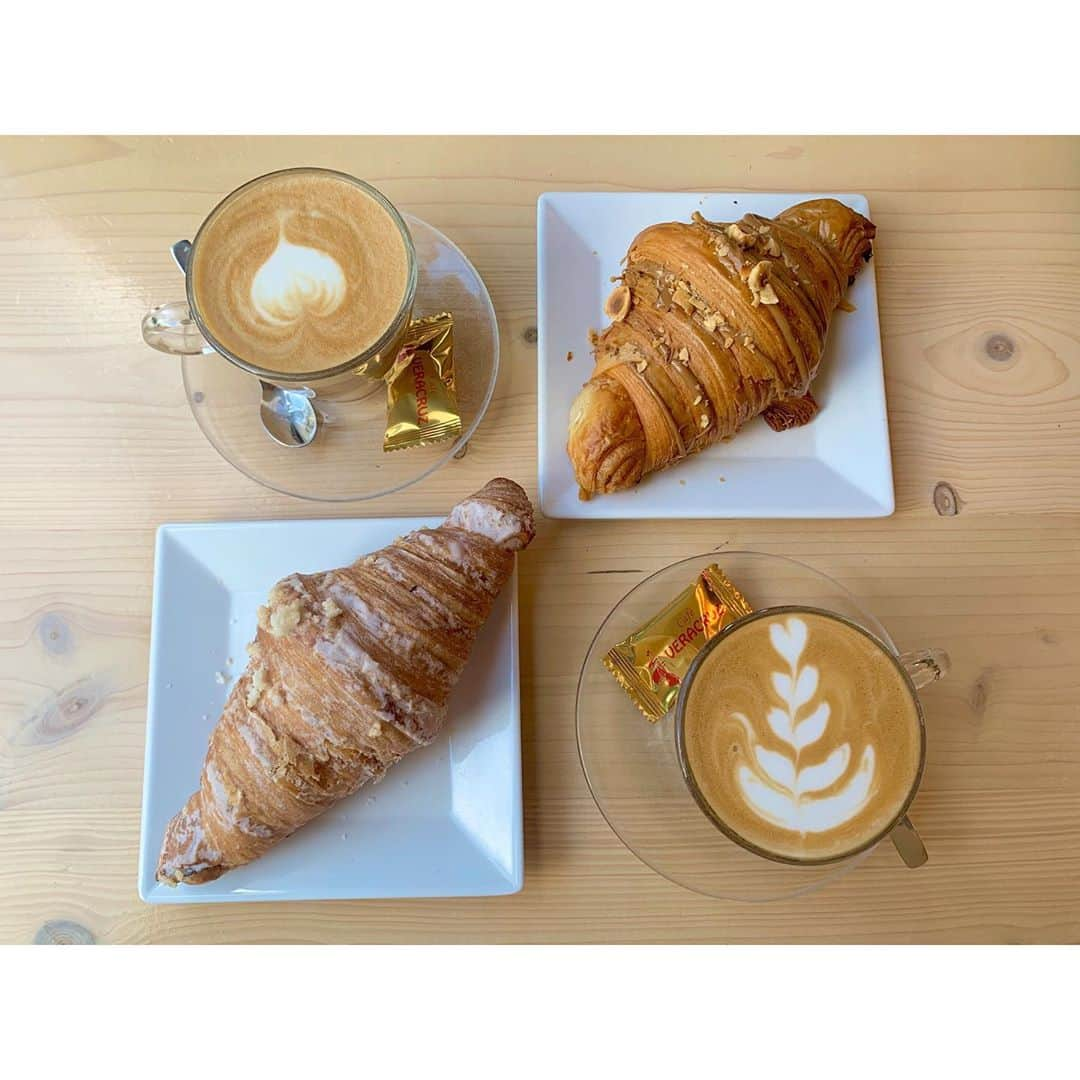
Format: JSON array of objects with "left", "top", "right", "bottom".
[
  {"left": 140, "top": 167, "right": 418, "bottom": 396},
  {"left": 675, "top": 605, "right": 949, "bottom": 869}
]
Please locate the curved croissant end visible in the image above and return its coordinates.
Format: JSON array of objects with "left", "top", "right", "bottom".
[{"left": 567, "top": 375, "right": 646, "bottom": 496}]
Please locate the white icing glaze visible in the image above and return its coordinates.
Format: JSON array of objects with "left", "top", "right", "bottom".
[
  {"left": 236, "top": 719, "right": 273, "bottom": 770},
  {"left": 314, "top": 627, "right": 430, "bottom": 744},
  {"left": 368, "top": 553, "right": 468, "bottom": 632},
  {"left": 159, "top": 805, "right": 221, "bottom": 879},
  {"left": 206, "top": 760, "right": 273, "bottom": 838},
  {"left": 299, "top": 706, "right": 347, "bottom": 747},
  {"left": 410, "top": 528, "right": 470, "bottom": 569},
  {"left": 446, "top": 498, "right": 526, "bottom": 549},
  {"left": 327, "top": 582, "right": 451, "bottom": 680}
]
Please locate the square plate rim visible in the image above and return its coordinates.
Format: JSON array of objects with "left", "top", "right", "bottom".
[
  {"left": 535, "top": 189, "right": 894, "bottom": 520},
  {"left": 138, "top": 515, "right": 523, "bottom": 904}
]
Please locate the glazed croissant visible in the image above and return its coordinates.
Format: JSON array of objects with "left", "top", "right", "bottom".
[
  {"left": 567, "top": 198, "right": 876, "bottom": 495},
  {"left": 157, "top": 478, "right": 535, "bottom": 885}
]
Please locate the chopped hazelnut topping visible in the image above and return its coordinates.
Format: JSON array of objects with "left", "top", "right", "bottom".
[
  {"left": 678, "top": 346, "right": 690, "bottom": 362},
  {"left": 634, "top": 358, "right": 648, "bottom": 373},
  {"left": 322, "top": 597, "right": 343, "bottom": 620},
  {"left": 726, "top": 222, "right": 755, "bottom": 248},
  {"left": 747, "top": 261, "right": 779, "bottom": 307},
  {"left": 765, "top": 236, "right": 782, "bottom": 257},
  {"left": 672, "top": 286, "right": 695, "bottom": 314},
  {"left": 604, "top": 285, "right": 632, "bottom": 322}
]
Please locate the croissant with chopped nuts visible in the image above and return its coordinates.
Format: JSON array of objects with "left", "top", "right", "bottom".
[
  {"left": 567, "top": 198, "right": 876, "bottom": 496},
  {"left": 157, "top": 478, "right": 535, "bottom": 885}
]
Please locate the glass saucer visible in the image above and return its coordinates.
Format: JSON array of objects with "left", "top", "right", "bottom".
[
  {"left": 576, "top": 551, "right": 895, "bottom": 903},
  {"left": 180, "top": 214, "right": 498, "bottom": 501}
]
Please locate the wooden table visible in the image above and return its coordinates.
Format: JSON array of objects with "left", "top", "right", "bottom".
[{"left": 1, "top": 136, "right": 1078, "bottom": 944}]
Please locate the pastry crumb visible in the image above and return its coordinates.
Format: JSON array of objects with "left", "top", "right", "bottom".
[
  {"left": 247, "top": 664, "right": 269, "bottom": 708},
  {"left": 268, "top": 598, "right": 302, "bottom": 637},
  {"left": 214, "top": 671, "right": 227, "bottom": 685},
  {"left": 566, "top": 350, "right": 574, "bottom": 362}
]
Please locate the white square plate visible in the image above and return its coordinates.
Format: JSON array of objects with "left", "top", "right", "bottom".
[
  {"left": 138, "top": 518, "right": 522, "bottom": 904},
  {"left": 537, "top": 191, "right": 894, "bottom": 519}
]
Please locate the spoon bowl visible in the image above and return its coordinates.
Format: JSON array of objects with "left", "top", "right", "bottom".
[{"left": 259, "top": 382, "right": 318, "bottom": 447}]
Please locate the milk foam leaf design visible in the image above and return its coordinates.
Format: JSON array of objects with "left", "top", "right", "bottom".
[
  {"left": 772, "top": 666, "right": 818, "bottom": 712},
  {"left": 769, "top": 618, "right": 807, "bottom": 668},
  {"left": 767, "top": 706, "right": 793, "bottom": 743},
  {"left": 754, "top": 746, "right": 796, "bottom": 790},
  {"left": 794, "top": 702, "right": 830, "bottom": 750},
  {"left": 731, "top": 616, "right": 877, "bottom": 835},
  {"left": 796, "top": 744, "right": 849, "bottom": 794}
]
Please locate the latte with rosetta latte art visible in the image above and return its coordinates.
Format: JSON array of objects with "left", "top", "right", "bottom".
[
  {"left": 679, "top": 608, "right": 923, "bottom": 863},
  {"left": 190, "top": 170, "right": 412, "bottom": 375}
]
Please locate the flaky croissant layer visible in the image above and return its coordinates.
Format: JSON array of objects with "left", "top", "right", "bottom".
[
  {"left": 157, "top": 478, "right": 535, "bottom": 885},
  {"left": 567, "top": 198, "right": 876, "bottom": 496}
]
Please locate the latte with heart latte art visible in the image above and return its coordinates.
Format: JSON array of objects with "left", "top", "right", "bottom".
[
  {"left": 190, "top": 170, "right": 412, "bottom": 375},
  {"left": 680, "top": 608, "right": 923, "bottom": 863}
]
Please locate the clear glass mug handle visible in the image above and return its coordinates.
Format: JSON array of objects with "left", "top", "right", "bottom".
[
  {"left": 140, "top": 240, "right": 215, "bottom": 357},
  {"left": 889, "top": 647, "right": 951, "bottom": 868}
]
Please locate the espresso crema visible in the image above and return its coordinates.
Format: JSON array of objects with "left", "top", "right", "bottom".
[
  {"left": 190, "top": 170, "right": 411, "bottom": 375},
  {"left": 681, "top": 609, "right": 923, "bottom": 862}
]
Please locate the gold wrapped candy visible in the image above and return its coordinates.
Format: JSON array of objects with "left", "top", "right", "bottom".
[
  {"left": 603, "top": 565, "right": 753, "bottom": 721},
  {"left": 384, "top": 312, "right": 462, "bottom": 452}
]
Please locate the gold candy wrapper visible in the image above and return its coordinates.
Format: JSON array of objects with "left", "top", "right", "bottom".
[
  {"left": 603, "top": 565, "right": 753, "bottom": 721},
  {"left": 384, "top": 312, "right": 462, "bottom": 452}
]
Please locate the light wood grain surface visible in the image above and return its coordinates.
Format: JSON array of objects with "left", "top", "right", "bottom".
[{"left": 1, "top": 136, "right": 1078, "bottom": 944}]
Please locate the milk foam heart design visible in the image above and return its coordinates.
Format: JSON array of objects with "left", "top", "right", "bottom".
[
  {"left": 189, "top": 170, "right": 411, "bottom": 375},
  {"left": 732, "top": 616, "right": 877, "bottom": 834},
  {"left": 250, "top": 231, "right": 348, "bottom": 326}
]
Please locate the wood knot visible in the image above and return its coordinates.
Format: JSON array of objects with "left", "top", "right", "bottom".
[
  {"left": 984, "top": 334, "right": 1015, "bottom": 362},
  {"left": 37, "top": 611, "right": 74, "bottom": 656},
  {"left": 34, "top": 920, "right": 95, "bottom": 945},
  {"left": 14, "top": 676, "right": 108, "bottom": 746},
  {"left": 969, "top": 669, "right": 993, "bottom": 719},
  {"left": 933, "top": 482, "right": 961, "bottom": 516},
  {"left": 522, "top": 326, "right": 538, "bottom": 345}
]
